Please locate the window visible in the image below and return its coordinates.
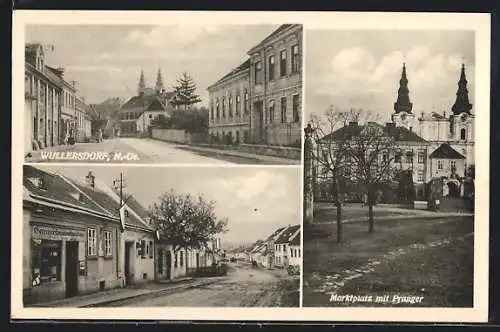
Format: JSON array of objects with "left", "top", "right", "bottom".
[
  {"left": 244, "top": 92, "right": 249, "bottom": 115},
  {"left": 216, "top": 100, "right": 220, "bottom": 119},
  {"left": 418, "top": 151, "right": 425, "bottom": 163},
  {"left": 460, "top": 128, "right": 466, "bottom": 140},
  {"left": 292, "top": 94, "right": 300, "bottom": 123},
  {"left": 405, "top": 151, "right": 413, "bottom": 163},
  {"left": 148, "top": 114, "right": 152, "bottom": 119},
  {"left": 438, "top": 160, "right": 444, "bottom": 170},
  {"left": 280, "top": 50, "right": 287, "bottom": 76},
  {"left": 229, "top": 96, "right": 233, "bottom": 117},
  {"left": 222, "top": 97, "right": 226, "bottom": 117},
  {"left": 418, "top": 170, "right": 424, "bottom": 182},
  {"left": 32, "top": 240, "right": 62, "bottom": 284},
  {"left": 268, "top": 55, "right": 275, "bottom": 81},
  {"left": 280, "top": 97, "right": 287, "bottom": 123},
  {"left": 382, "top": 153, "right": 388, "bottom": 162},
  {"left": 180, "top": 251, "right": 184, "bottom": 267},
  {"left": 235, "top": 95, "right": 241, "bottom": 116},
  {"left": 87, "top": 228, "right": 97, "bottom": 256},
  {"left": 254, "top": 61, "right": 262, "bottom": 84},
  {"left": 174, "top": 252, "right": 178, "bottom": 268},
  {"left": 149, "top": 241, "right": 153, "bottom": 258},
  {"left": 269, "top": 100, "right": 275, "bottom": 124},
  {"left": 450, "top": 160, "right": 457, "bottom": 170},
  {"left": 124, "top": 209, "right": 129, "bottom": 217},
  {"left": 395, "top": 152, "right": 402, "bottom": 163},
  {"left": 210, "top": 105, "right": 214, "bottom": 119},
  {"left": 104, "top": 231, "right": 112, "bottom": 257},
  {"left": 291, "top": 44, "right": 300, "bottom": 73}
]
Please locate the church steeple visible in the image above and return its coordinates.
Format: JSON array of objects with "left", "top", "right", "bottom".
[
  {"left": 451, "top": 63, "right": 473, "bottom": 115},
  {"left": 155, "top": 68, "right": 164, "bottom": 94},
  {"left": 394, "top": 63, "right": 413, "bottom": 114},
  {"left": 138, "top": 69, "right": 146, "bottom": 95}
]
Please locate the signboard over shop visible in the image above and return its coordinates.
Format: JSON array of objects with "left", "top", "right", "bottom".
[{"left": 32, "top": 225, "right": 86, "bottom": 241}]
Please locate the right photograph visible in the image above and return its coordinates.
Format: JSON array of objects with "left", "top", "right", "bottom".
[{"left": 302, "top": 30, "right": 475, "bottom": 307}]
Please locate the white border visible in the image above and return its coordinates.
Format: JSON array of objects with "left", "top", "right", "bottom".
[{"left": 12, "top": 10, "right": 490, "bottom": 322}]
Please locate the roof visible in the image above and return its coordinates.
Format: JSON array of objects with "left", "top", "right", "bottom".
[
  {"left": 209, "top": 59, "right": 251, "bottom": 89},
  {"left": 23, "top": 165, "right": 114, "bottom": 219},
  {"left": 265, "top": 227, "right": 286, "bottom": 242},
  {"left": 275, "top": 225, "right": 301, "bottom": 244},
  {"left": 112, "top": 188, "right": 150, "bottom": 218},
  {"left": 259, "top": 24, "right": 295, "bottom": 46},
  {"left": 121, "top": 94, "right": 167, "bottom": 111},
  {"left": 289, "top": 230, "right": 300, "bottom": 246},
  {"left": 320, "top": 122, "right": 427, "bottom": 143},
  {"left": 429, "top": 143, "right": 465, "bottom": 159}
]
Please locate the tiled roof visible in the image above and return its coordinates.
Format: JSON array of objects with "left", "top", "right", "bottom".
[
  {"left": 111, "top": 187, "right": 150, "bottom": 218},
  {"left": 23, "top": 166, "right": 112, "bottom": 217},
  {"left": 121, "top": 94, "right": 167, "bottom": 111},
  {"left": 265, "top": 227, "right": 285, "bottom": 242},
  {"left": 210, "top": 59, "right": 251, "bottom": 88},
  {"left": 275, "top": 225, "right": 301, "bottom": 244},
  {"left": 429, "top": 143, "right": 465, "bottom": 159},
  {"left": 320, "top": 122, "right": 426, "bottom": 143},
  {"left": 289, "top": 230, "right": 300, "bottom": 245}
]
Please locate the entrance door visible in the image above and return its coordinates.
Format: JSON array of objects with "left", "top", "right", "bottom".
[
  {"left": 165, "top": 251, "right": 171, "bottom": 279},
  {"left": 448, "top": 181, "right": 460, "bottom": 197},
  {"left": 124, "top": 242, "right": 133, "bottom": 285},
  {"left": 253, "top": 101, "right": 264, "bottom": 143},
  {"left": 65, "top": 241, "right": 79, "bottom": 298},
  {"left": 157, "top": 248, "right": 164, "bottom": 276}
]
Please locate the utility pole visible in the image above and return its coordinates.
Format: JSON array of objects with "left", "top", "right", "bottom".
[{"left": 113, "top": 172, "right": 127, "bottom": 207}]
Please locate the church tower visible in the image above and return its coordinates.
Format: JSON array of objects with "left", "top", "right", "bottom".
[
  {"left": 155, "top": 68, "right": 164, "bottom": 94},
  {"left": 138, "top": 69, "right": 146, "bottom": 95},
  {"left": 391, "top": 63, "right": 415, "bottom": 130},
  {"left": 451, "top": 63, "right": 474, "bottom": 142}
]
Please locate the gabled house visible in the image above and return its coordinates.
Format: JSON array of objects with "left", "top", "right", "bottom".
[
  {"left": 274, "top": 225, "right": 300, "bottom": 268},
  {"left": 288, "top": 229, "right": 301, "bottom": 267},
  {"left": 23, "top": 165, "right": 122, "bottom": 305}
]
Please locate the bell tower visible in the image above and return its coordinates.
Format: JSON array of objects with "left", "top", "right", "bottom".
[
  {"left": 391, "top": 63, "right": 415, "bottom": 130},
  {"left": 137, "top": 69, "right": 146, "bottom": 96}
]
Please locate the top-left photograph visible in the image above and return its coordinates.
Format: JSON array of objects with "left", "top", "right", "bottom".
[{"left": 23, "top": 24, "right": 303, "bottom": 165}]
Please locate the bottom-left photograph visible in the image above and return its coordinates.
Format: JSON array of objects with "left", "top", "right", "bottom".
[{"left": 21, "top": 165, "right": 301, "bottom": 308}]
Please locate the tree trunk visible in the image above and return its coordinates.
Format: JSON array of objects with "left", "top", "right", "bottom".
[
  {"left": 336, "top": 200, "right": 342, "bottom": 242},
  {"left": 368, "top": 189, "right": 374, "bottom": 233}
]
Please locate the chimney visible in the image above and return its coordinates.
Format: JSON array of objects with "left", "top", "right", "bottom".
[{"left": 86, "top": 171, "right": 95, "bottom": 188}]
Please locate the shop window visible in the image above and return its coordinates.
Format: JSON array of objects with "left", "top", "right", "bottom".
[
  {"left": 32, "top": 239, "right": 62, "bottom": 285},
  {"left": 87, "top": 228, "right": 97, "bottom": 256},
  {"left": 104, "top": 231, "right": 112, "bottom": 257}
]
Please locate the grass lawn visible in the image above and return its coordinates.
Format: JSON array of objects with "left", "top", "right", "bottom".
[{"left": 303, "top": 215, "right": 474, "bottom": 307}]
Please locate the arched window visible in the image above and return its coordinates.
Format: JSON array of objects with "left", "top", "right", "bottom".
[{"left": 460, "top": 128, "right": 466, "bottom": 140}]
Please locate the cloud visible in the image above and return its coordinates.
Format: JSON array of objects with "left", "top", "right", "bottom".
[{"left": 331, "top": 47, "right": 375, "bottom": 79}]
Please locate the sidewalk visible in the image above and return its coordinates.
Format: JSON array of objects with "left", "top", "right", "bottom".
[
  {"left": 176, "top": 145, "right": 301, "bottom": 165},
  {"left": 29, "top": 277, "right": 194, "bottom": 308}
]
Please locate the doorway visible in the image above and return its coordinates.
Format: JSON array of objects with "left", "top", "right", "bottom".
[
  {"left": 253, "top": 101, "right": 264, "bottom": 143},
  {"left": 124, "top": 242, "right": 134, "bottom": 285},
  {"left": 165, "top": 251, "right": 171, "bottom": 280},
  {"left": 447, "top": 181, "right": 460, "bottom": 197},
  {"left": 65, "top": 241, "right": 79, "bottom": 298}
]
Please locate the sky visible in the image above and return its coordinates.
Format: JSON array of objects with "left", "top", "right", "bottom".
[
  {"left": 306, "top": 30, "right": 475, "bottom": 123},
  {"left": 25, "top": 24, "right": 279, "bottom": 105},
  {"left": 32, "top": 165, "right": 301, "bottom": 247}
]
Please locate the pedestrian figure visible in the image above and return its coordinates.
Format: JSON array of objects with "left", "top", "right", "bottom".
[
  {"left": 64, "top": 132, "right": 69, "bottom": 146},
  {"left": 98, "top": 128, "right": 103, "bottom": 143}
]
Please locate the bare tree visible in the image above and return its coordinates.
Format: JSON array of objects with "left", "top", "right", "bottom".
[
  {"left": 346, "top": 119, "right": 398, "bottom": 233},
  {"left": 309, "top": 106, "right": 363, "bottom": 242}
]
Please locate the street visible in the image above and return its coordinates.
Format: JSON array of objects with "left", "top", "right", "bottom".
[
  {"left": 26, "top": 138, "right": 271, "bottom": 164},
  {"left": 97, "top": 262, "right": 299, "bottom": 307}
]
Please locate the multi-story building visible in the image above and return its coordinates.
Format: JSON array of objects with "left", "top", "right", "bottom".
[
  {"left": 207, "top": 24, "right": 303, "bottom": 147},
  {"left": 247, "top": 24, "right": 302, "bottom": 146},
  {"left": 273, "top": 225, "right": 300, "bottom": 268},
  {"left": 75, "top": 97, "right": 92, "bottom": 142},
  {"left": 207, "top": 59, "right": 251, "bottom": 144},
  {"left": 25, "top": 43, "right": 62, "bottom": 153}
]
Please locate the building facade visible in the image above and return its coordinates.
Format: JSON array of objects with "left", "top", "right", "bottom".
[
  {"left": 207, "top": 60, "right": 251, "bottom": 144},
  {"left": 273, "top": 225, "right": 300, "bottom": 268},
  {"left": 247, "top": 24, "right": 302, "bottom": 146},
  {"left": 75, "top": 97, "right": 92, "bottom": 142},
  {"left": 25, "top": 44, "right": 62, "bottom": 153},
  {"left": 23, "top": 166, "right": 122, "bottom": 305},
  {"left": 206, "top": 24, "right": 303, "bottom": 147}
]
